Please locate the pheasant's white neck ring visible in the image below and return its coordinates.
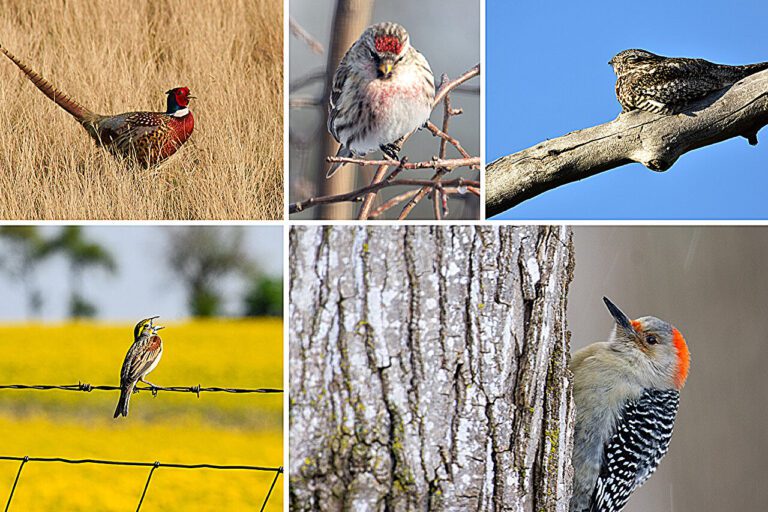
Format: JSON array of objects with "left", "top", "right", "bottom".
[{"left": 171, "top": 107, "right": 190, "bottom": 118}]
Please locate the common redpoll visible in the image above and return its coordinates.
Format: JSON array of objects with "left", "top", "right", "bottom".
[{"left": 326, "top": 22, "right": 435, "bottom": 178}]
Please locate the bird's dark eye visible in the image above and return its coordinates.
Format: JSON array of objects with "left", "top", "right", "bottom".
[{"left": 646, "top": 334, "right": 658, "bottom": 345}]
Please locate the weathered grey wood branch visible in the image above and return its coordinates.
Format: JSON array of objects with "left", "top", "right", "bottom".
[
  {"left": 289, "top": 226, "right": 575, "bottom": 512},
  {"left": 486, "top": 69, "right": 768, "bottom": 217}
]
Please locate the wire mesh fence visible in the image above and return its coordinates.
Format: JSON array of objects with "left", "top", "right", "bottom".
[
  {"left": 0, "top": 382, "right": 283, "bottom": 396},
  {"left": 0, "top": 383, "right": 284, "bottom": 510},
  {"left": 1, "top": 455, "right": 283, "bottom": 512}
]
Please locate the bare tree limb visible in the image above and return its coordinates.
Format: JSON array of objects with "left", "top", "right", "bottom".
[{"left": 486, "top": 69, "right": 768, "bottom": 217}]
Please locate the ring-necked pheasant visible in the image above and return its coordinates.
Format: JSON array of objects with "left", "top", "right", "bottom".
[{"left": 0, "top": 44, "right": 195, "bottom": 167}]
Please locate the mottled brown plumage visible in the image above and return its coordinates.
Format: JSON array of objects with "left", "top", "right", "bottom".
[
  {"left": 1, "top": 44, "right": 194, "bottom": 167},
  {"left": 610, "top": 49, "right": 768, "bottom": 114}
]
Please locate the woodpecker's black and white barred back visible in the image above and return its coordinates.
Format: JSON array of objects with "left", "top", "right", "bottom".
[
  {"left": 589, "top": 388, "right": 679, "bottom": 512},
  {"left": 610, "top": 49, "right": 768, "bottom": 115}
]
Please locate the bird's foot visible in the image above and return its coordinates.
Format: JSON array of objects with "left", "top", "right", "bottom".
[{"left": 140, "top": 379, "right": 160, "bottom": 396}]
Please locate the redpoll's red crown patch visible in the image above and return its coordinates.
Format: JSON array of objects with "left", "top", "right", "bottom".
[{"left": 375, "top": 35, "right": 403, "bottom": 55}]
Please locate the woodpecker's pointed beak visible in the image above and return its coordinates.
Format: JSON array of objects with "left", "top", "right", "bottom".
[{"left": 603, "top": 297, "right": 635, "bottom": 333}]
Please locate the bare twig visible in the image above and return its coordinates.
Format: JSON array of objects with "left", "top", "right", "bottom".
[
  {"left": 486, "top": 69, "right": 768, "bottom": 216},
  {"left": 290, "top": 177, "right": 479, "bottom": 214},
  {"left": 327, "top": 156, "right": 479, "bottom": 169},
  {"left": 289, "top": 18, "right": 324, "bottom": 54},
  {"left": 369, "top": 190, "right": 421, "bottom": 218},
  {"left": 289, "top": 69, "right": 327, "bottom": 92},
  {"left": 399, "top": 74, "right": 468, "bottom": 220}
]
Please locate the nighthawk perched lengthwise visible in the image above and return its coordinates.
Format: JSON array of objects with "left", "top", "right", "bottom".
[{"left": 609, "top": 49, "right": 768, "bottom": 115}]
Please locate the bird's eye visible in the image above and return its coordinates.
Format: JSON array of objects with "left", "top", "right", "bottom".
[{"left": 646, "top": 334, "right": 658, "bottom": 345}]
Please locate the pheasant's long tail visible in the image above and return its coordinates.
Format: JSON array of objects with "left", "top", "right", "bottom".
[{"left": 0, "top": 44, "right": 98, "bottom": 124}]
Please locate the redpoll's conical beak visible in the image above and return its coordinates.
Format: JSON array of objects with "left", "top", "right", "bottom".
[
  {"left": 378, "top": 60, "right": 394, "bottom": 78},
  {"left": 603, "top": 297, "right": 634, "bottom": 333}
]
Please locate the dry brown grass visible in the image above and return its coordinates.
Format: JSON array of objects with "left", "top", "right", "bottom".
[{"left": 0, "top": 0, "right": 283, "bottom": 220}]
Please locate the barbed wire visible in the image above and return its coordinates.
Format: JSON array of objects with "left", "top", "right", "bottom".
[
  {"left": 1, "top": 455, "right": 283, "bottom": 512},
  {"left": 0, "top": 382, "right": 283, "bottom": 397}
]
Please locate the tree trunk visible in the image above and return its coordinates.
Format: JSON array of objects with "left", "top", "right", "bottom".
[{"left": 289, "top": 226, "right": 575, "bottom": 511}]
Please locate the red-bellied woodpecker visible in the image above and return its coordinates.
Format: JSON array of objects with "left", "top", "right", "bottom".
[{"left": 569, "top": 297, "right": 690, "bottom": 512}]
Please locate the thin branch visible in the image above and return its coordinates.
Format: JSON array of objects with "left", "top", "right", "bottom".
[
  {"left": 400, "top": 76, "right": 467, "bottom": 220},
  {"left": 327, "top": 156, "right": 479, "bottom": 170},
  {"left": 426, "top": 120, "right": 472, "bottom": 160},
  {"left": 290, "top": 177, "right": 479, "bottom": 214},
  {"left": 289, "top": 18, "right": 324, "bottom": 54},
  {"left": 289, "top": 69, "right": 326, "bottom": 92},
  {"left": 369, "top": 190, "right": 421, "bottom": 218},
  {"left": 486, "top": 69, "right": 768, "bottom": 217}
]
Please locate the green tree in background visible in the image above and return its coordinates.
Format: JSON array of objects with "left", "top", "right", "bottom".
[
  {"left": 44, "top": 227, "right": 117, "bottom": 318},
  {"left": 0, "top": 227, "right": 50, "bottom": 318},
  {"left": 166, "top": 227, "right": 255, "bottom": 317},
  {"left": 243, "top": 275, "right": 283, "bottom": 317}
]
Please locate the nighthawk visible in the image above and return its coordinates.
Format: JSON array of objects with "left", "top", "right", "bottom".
[{"left": 609, "top": 49, "right": 768, "bottom": 114}]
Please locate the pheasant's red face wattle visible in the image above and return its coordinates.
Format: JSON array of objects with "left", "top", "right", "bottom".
[
  {"left": 375, "top": 36, "right": 403, "bottom": 56},
  {"left": 173, "top": 87, "right": 192, "bottom": 107}
]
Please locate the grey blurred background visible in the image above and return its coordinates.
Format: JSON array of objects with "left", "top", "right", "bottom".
[
  {"left": 0, "top": 225, "right": 283, "bottom": 321},
  {"left": 289, "top": 0, "right": 480, "bottom": 220},
  {"left": 570, "top": 227, "right": 768, "bottom": 511}
]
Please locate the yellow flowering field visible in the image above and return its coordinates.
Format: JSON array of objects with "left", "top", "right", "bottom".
[{"left": 0, "top": 319, "right": 283, "bottom": 511}]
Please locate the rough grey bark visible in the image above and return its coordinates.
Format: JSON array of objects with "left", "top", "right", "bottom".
[
  {"left": 289, "top": 226, "right": 575, "bottom": 511},
  {"left": 486, "top": 69, "right": 768, "bottom": 217}
]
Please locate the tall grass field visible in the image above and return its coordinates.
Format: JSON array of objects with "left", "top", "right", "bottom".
[
  {"left": 0, "top": 319, "right": 283, "bottom": 511},
  {"left": 0, "top": 0, "right": 282, "bottom": 220}
]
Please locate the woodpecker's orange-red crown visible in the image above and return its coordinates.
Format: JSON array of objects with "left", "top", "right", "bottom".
[
  {"left": 671, "top": 328, "right": 690, "bottom": 389},
  {"left": 631, "top": 319, "right": 690, "bottom": 389}
]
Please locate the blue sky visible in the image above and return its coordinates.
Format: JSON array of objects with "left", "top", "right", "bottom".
[{"left": 487, "top": 0, "right": 768, "bottom": 220}]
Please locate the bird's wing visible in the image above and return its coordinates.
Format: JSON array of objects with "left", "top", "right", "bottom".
[
  {"left": 589, "top": 388, "right": 680, "bottom": 512},
  {"left": 96, "top": 111, "right": 170, "bottom": 152},
  {"left": 327, "top": 58, "right": 351, "bottom": 141},
  {"left": 632, "top": 62, "right": 724, "bottom": 111},
  {"left": 120, "top": 335, "right": 163, "bottom": 383}
]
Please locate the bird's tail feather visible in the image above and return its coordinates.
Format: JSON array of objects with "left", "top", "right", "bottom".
[
  {"left": 0, "top": 43, "right": 98, "bottom": 124},
  {"left": 326, "top": 145, "right": 353, "bottom": 179},
  {"left": 113, "top": 384, "right": 133, "bottom": 418},
  {"left": 741, "top": 61, "right": 768, "bottom": 76}
]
